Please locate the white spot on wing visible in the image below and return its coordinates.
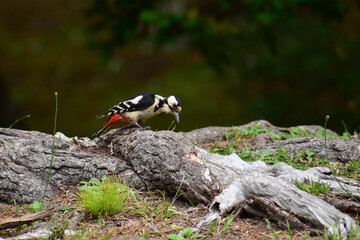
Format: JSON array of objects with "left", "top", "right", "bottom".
[
  {"left": 129, "top": 95, "right": 143, "bottom": 105},
  {"left": 155, "top": 94, "right": 164, "bottom": 100}
]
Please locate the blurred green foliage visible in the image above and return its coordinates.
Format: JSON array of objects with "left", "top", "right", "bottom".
[{"left": 0, "top": 0, "right": 359, "bottom": 136}]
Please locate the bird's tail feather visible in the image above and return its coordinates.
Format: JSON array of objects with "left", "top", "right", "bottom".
[
  {"left": 91, "top": 125, "right": 109, "bottom": 139},
  {"left": 96, "top": 112, "right": 109, "bottom": 119}
]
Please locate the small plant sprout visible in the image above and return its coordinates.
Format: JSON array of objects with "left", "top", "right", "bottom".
[
  {"left": 13, "top": 200, "right": 22, "bottom": 221},
  {"left": 8, "top": 115, "right": 31, "bottom": 129},
  {"left": 220, "top": 211, "right": 234, "bottom": 233},
  {"left": 168, "top": 120, "right": 177, "bottom": 131},
  {"left": 238, "top": 123, "right": 281, "bottom": 139},
  {"left": 240, "top": 123, "right": 264, "bottom": 137},
  {"left": 50, "top": 219, "right": 69, "bottom": 239},
  {"left": 26, "top": 200, "right": 50, "bottom": 212},
  {"left": 129, "top": 173, "right": 186, "bottom": 221},
  {"left": 262, "top": 219, "right": 297, "bottom": 240},
  {"left": 208, "top": 212, "right": 234, "bottom": 236},
  {"left": 322, "top": 223, "right": 360, "bottom": 240},
  {"left": 140, "top": 230, "right": 149, "bottom": 239},
  {"left": 260, "top": 219, "right": 280, "bottom": 240},
  {"left": 167, "top": 227, "right": 204, "bottom": 240}
]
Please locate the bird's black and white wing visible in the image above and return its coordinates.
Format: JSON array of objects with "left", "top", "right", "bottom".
[{"left": 96, "top": 92, "right": 156, "bottom": 118}]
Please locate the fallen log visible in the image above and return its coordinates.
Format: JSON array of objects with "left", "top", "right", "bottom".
[
  {"left": 97, "top": 127, "right": 359, "bottom": 235},
  {"left": 1, "top": 122, "right": 360, "bottom": 236},
  {"left": 0, "top": 128, "right": 144, "bottom": 204}
]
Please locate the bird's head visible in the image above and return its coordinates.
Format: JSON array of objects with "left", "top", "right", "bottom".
[{"left": 164, "top": 95, "right": 182, "bottom": 123}]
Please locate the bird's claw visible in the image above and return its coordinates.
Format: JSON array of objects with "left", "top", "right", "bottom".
[{"left": 143, "top": 125, "right": 152, "bottom": 130}]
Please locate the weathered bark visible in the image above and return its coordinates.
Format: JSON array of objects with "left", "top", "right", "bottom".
[
  {"left": 97, "top": 127, "right": 359, "bottom": 235},
  {"left": 0, "top": 128, "right": 144, "bottom": 204},
  {"left": 1, "top": 123, "right": 360, "bottom": 236},
  {"left": 97, "top": 126, "right": 221, "bottom": 204}
]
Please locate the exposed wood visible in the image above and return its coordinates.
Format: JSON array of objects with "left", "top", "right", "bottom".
[
  {"left": 244, "top": 197, "right": 311, "bottom": 230},
  {"left": 0, "top": 206, "right": 61, "bottom": 230}
]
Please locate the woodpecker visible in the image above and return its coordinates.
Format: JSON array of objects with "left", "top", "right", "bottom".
[{"left": 91, "top": 92, "right": 182, "bottom": 139}]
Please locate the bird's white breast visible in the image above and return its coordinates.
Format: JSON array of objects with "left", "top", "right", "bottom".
[{"left": 123, "top": 97, "right": 161, "bottom": 122}]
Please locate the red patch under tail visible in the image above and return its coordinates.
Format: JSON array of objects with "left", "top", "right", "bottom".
[{"left": 91, "top": 114, "right": 131, "bottom": 139}]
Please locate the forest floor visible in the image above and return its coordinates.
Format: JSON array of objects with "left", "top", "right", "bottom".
[{"left": 0, "top": 187, "right": 319, "bottom": 240}]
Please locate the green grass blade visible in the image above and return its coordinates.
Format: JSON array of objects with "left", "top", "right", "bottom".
[
  {"left": 41, "top": 92, "right": 59, "bottom": 209},
  {"left": 8, "top": 115, "right": 31, "bottom": 129}
]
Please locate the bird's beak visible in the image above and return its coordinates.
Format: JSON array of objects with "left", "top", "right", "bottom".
[{"left": 173, "top": 111, "right": 180, "bottom": 123}]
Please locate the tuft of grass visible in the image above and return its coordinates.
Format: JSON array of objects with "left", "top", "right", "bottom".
[
  {"left": 50, "top": 219, "right": 69, "bottom": 239},
  {"left": 234, "top": 124, "right": 338, "bottom": 140},
  {"left": 129, "top": 173, "right": 186, "bottom": 222},
  {"left": 262, "top": 219, "right": 298, "bottom": 240},
  {"left": 209, "top": 143, "right": 237, "bottom": 155},
  {"left": 209, "top": 128, "right": 238, "bottom": 155},
  {"left": 129, "top": 189, "right": 184, "bottom": 221},
  {"left": 168, "top": 120, "right": 177, "bottom": 131},
  {"left": 322, "top": 223, "right": 360, "bottom": 240},
  {"left": 323, "top": 115, "right": 360, "bottom": 205},
  {"left": 140, "top": 230, "right": 149, "bottom": 239},
  {"left": 210, "top": 124, "right": 281, "bottom": 155},
  {"left": 237, "top": 124, "right": 265, "bottom": 138},
  {"left": 280, "top": 126, "right": 338, "bottom": 139},
  {"left": 261, "top": 219, "right": 281, "bottom": 240},
  {"left": 239, "top": 146, "right": 327, "bottom": 170},
  {"left": 76, "top": 175, "right": 129, "bottom": 218},
  {"left": 207, "top": 212, "right": 234, "bottom": 236},
  {"left": 13, "top": 200, "right": 22, "bottom": 221},
  {"left": 347, "top": 223, "right": 360, "bottom": 240},
  {"left": 66, "top": 228, "right": 89, "bottom": 240},
  {"left": 233, "top": 124, "right": 281, "bottom": 140},
  {"left": 220, "top": 211, "right": 234, "bottom": 233},
  {"left": 336, "top": 160, "right": 360, "bottom": 181},
  {"left": 295, "top": 180, "right": 331, "bottom": 196}
]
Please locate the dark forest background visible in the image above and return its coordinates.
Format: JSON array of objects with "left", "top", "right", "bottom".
[{"left": 0, "top": 0, "right": 359, "bottom": 137}]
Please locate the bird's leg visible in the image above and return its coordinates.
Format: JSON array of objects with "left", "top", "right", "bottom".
[{"left": 136, "top": 121, "right": 152, "bottom": 130}]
